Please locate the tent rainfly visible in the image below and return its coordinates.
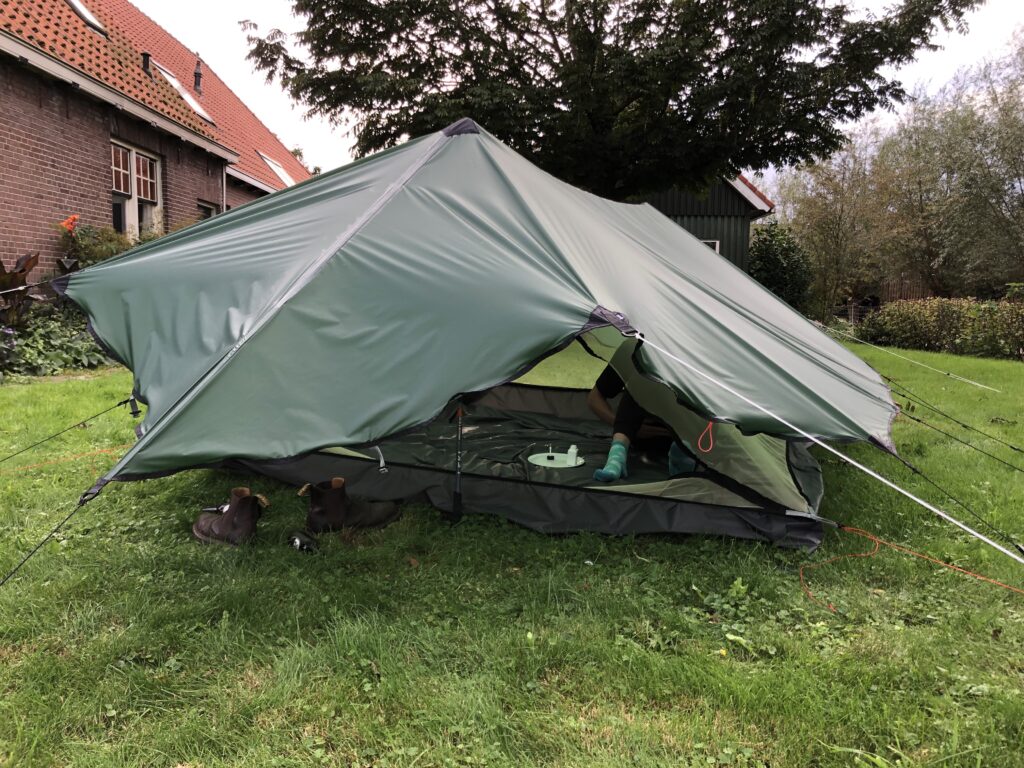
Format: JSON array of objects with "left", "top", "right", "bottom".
[{"left": 56, "top": 118, "right": 900, "bottom": 550}]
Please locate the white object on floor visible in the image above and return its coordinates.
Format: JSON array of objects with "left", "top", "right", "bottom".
[{"left": 528, "top": 451, "right": 585, "bottom": 468}]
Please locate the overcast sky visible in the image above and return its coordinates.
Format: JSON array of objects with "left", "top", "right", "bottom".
[{"left": 130, "top": 0, "right": 1024, "bottom": 175}]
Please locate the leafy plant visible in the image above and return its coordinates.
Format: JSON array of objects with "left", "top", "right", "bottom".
[
  {"left": 57, "top": 216, "right": 134, "bottom": 270},
  {"left": 1, "top": 303, "right": 108, "bottom": 378},
  {"left": 0, "top": 325, "right": 15, "bottom": 384}
]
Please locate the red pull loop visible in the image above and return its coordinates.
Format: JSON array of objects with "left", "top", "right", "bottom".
[{"left": 698, "top": 420, "right": 715, "bottom": 454}]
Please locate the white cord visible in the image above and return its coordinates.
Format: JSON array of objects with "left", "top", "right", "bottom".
[
  {"left": 632, "top": 332, "right": 1024, "bottom": 566},
  {"left": 819, "top": 323, "right": 1001, "bottom": 393}
]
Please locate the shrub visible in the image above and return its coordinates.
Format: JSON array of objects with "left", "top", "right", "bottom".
[
  {"left": 0, "top": 325, "right": 15, "bottom": 382},
  {"left": 857, "top": 298, "right": 1024, "bottom": 360},
  {"left": 0, "top": 303, "right": 108, "bottom": 379},
  {"left": 57, "top": 216, "right": 134, "bottom": 269},
  {"left": 748, "top": 219, "right": 812, "bottom": 312}
]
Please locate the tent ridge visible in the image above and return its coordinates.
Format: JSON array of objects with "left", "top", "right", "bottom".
[
  {"left": 93, "top": 128, "right": 455, "bottom": 490},
  {"left": 443, "top": 117, "right": 480, "bottom": 136}
]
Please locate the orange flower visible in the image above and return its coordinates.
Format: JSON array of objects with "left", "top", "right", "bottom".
[{"left": 59, "top": 214, "right": 80, "bottom": 233}]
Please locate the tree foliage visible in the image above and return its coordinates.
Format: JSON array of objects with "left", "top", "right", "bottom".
[
  {"left": 776, "top": 126, "right": 886, "bottom": 319},
  {"left": 778, "top": 38, "right": 1024, "bottom": 314},
  {"left": 245, "top": 0, "right": 979, "bottom": 200},
  {"left": 748, "top": 218, "right": 811, "bottom": 312}
]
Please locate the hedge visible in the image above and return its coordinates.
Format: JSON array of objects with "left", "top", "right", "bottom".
[{"left": 857, "top": 298, "right": 1024, "bottom": 360}]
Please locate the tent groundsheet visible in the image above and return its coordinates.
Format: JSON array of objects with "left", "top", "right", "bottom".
[{"left": 234, "top": 382, "right": 828, "bottom": 549}]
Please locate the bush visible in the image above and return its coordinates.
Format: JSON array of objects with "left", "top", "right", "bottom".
[
  {"left": 0, "top": 303, "right": 108, "bottom": 379},
  {"left": 857, "top": 298, "right": 1024, "bottom": 360},
  {"left": 57, "top": 216, "right": 135, "bottom": 269},
  {"left": 0, "top": 325, "right": 15, "bottom": 379},
  {"left": 748, "top": 219, "right": 812, "bottom": 312}
]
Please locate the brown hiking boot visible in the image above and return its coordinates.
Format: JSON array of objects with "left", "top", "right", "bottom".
[
  {"left": 192, "top": 487, "right": 261, "bottom": 545},
  {"left": 302, "top": 477, "right": 401, "bottom": 533}
]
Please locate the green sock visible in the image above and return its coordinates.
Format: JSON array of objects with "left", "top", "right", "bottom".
[{"left": 593, "top": 439, "right": 629, "bottom": 482}]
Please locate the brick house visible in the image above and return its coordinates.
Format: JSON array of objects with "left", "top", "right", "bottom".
[{"left": 1, "top": 0, "right": 311, "bottom": 277}]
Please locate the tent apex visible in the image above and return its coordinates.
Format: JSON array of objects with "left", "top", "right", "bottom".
[{"left": 443, "top": 117, "right": 481, "bottom": 136}]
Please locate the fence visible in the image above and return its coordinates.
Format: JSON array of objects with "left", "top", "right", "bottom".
[{"left": 834, "top": 275, "right": 935, "bottom": 324}]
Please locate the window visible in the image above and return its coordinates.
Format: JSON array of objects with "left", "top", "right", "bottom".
[
  {"left": 111, "top": 142, "right": 162, "bottom": 237},
  {"left": 66, "top": 0, "right": 106, "bottom": 34},
  {"left": 136, "top": 154, "right": 157, "bottom": 202},
  {"left": 258, "top": 151, "right": 296, "bottom": 187},
  {"left": 700, "top": 239, "right": 721, "bottom": 254},
  {"left": 197, "top": 201, "right": 218, "bottom": 220},
  {"left": 152, "top": 61, "right": 213, "bottom": 123},
  {"left": 111, "top": 144, "right": 131, "bottom": 195}
]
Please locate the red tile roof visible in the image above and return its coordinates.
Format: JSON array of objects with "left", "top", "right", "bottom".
[{"left": 1, "top": 0, "right": 310, "bottom": 191}]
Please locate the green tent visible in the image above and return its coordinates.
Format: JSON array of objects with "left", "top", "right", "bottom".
[{"left": 58, "top": 118, "right": 897, "bottom": 549}]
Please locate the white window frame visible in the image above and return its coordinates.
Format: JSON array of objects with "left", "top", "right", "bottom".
[
  {"left": 700, "top": 239, "right": 721, "bottom": 253},
  {"left": 152, "top": 60, "right": 214, "bottom": 123},
  {"left": 111, "top": 141, "right": 162, "bottom": 238},
  {"left": 258, "top": 151, "right": 296, "bottom": 187},
  {"left": 66, "top": 0, "right": 106, "bottom": 34}
]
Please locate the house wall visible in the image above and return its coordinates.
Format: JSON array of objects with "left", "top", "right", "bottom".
[
  {"left": 0, "top": 60, "right": 111, "bottom": 276},
  {"left": 226, "top": 177, "right": 264, "bottom": 210},
  {"left": 644, "top": 182, "right": 759, "bottom": 271},
  {"left": 0, "top": 58, "right": 227, "bottom": 278},
  {"left": 661, "top": 214, "right": 753, "bottom": 272},
  {"left": 109, "top": 112, "right": 225, "bottom": 229}
]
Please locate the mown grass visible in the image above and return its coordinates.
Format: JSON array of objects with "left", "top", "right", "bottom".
[{"left": 1, "top": 345, "right": 1022, "bottom": 767}]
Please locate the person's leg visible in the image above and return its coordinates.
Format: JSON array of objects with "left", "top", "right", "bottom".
[
  {"left": 594, "top": 393, "right": 646, "bottom": 482},
  {"left": 668, "top": 441, "right": 698, "bottom": 476}
]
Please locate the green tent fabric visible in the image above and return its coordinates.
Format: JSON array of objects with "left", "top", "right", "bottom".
[{"left": 59, "top": 118, "right": 896, "bottom": 504}]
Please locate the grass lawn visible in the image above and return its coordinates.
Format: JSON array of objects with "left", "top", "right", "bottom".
[{"left": 1, "top": 344, "right": 1023, "bottom": 767}]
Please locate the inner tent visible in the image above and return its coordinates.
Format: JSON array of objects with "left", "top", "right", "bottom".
[{"left": 240, "top": 329, "right": 827, "bottom": 550}]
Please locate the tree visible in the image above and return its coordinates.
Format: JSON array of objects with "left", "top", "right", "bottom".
[
  {"left": 776, "top": 126, "right": 887, "bottom": 320},
  {"left": 291, "top": 145, "right": 322, "bottom": 176},
  {"left": 859, "top": 47, "right": 1024, "bottom": 298},
  {"left": 867, "top": 96, "right": 962, "bottom": 296},
  {"left": 245, "top": 0, "right": 979, "bottom": 200},
  {"left": 936, "top": 49, "right": 1024, "bottom": 295},
  {"left": 748, "top": 218, "right": 811, "bottom": 312}
]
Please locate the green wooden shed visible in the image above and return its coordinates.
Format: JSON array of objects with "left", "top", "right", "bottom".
[{"left": 644, "top": 176, "right": 774, "bottom": 272}]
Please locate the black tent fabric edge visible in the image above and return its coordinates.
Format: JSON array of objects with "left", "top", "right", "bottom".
[{"left": 234, "top": 452, "right": 825, "bottom": 550}]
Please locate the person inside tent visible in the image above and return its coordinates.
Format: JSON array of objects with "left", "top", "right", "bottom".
[{"left": 587, "top": 365, "right": 695, "bottom": 481}]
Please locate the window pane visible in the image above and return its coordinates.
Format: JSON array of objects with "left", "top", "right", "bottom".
[
  {"left": 112, "top": 199, "right": 125, "bottom": 233},
  {"left": 135, "top": 154, "right": 157, "bottom": 202},
  {"left": 111, "top": 144, "right": 131, "bottom": 195},
  {"left": 138, "top": 200, "right": 155, "bottom": 232}
]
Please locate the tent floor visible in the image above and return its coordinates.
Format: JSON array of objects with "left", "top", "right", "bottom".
[
  {"left": 238, "top": 389, "right": 825, "bottom": 550},
  {"left": 330, "top": 403, "right": 682, "bottom": 490}
]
